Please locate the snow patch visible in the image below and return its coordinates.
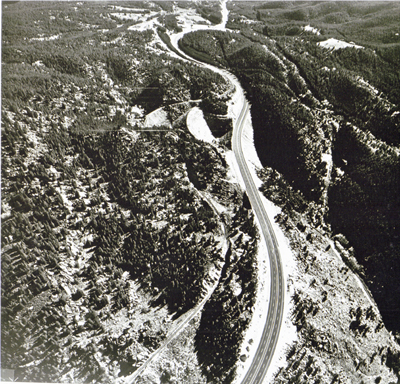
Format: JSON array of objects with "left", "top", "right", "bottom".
[
  {"left": 321, "top": 153, "right": 332, "bottom": 164},
  {"left": 336, "top": 167, "right": 345, "bottom": 177},
  {"left": 31, "top": 34, "right": 61, "bottom": 42},
  {"left": 318, "top": 38, "right": 363, "bottom": 51},
  {"left": 109, "top": 88, "right": 125, "bottom": 105},
  {"left": 186, "top": 107, "right": 215, "bottom": 143},
  {"left": 128, "top": 18, "right": 157, "bottom": 31},
  {"left": 130, "top": 105, "right": 145, "bottom": 117},
  {"left": 33, "top": 60, "right": 45, "bottom": 67},
  {"left": 236, "top": 16, "right": 258, "bottom": 25},
  {"left": 303, "top": 25, "right": 320, "bottom": 35},
  {"left": 121, "top": 127, "right": 141, "bottom": 142},
  {"left": 357, "top": 76, "right": 380, "bottom": 95},
  {"left": 110, "top": 5, "right": 149, "bottom": 13},
  {"left": 110, "top": 13, "right": 142, "bottom": 22},
  {"left": 143, "top": 107, "right": 171, "bottom": 128}
]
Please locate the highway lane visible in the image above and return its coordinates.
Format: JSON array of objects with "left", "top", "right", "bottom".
[
  {"left": 232, "top": 101, "right": 285, "bottom": 384},
  {"left": 167, "top": 23, "right": 286, "bottom": 384}
]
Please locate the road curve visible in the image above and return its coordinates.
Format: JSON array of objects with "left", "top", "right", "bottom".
[
  {"left": 233, "top": 101, "right": 284, "bottom": 384},
  {"left": 168, "top": 32, "right": 285, "bottom": 383}
]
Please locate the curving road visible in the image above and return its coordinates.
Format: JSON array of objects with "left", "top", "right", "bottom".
[
  {"left": 232, "top": 100, "right": 284, "bottom": 384},
  {"left": 165, "top": 7, "right": 286, "bottom": 382},
  {"left": 167, "top": 34, "right": 285, "bottom": 384}
]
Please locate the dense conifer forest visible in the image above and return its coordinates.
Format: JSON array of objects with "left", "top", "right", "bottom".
[
  {"left": 1, "top": 1, "right": 258, "bottom": 382},
  {"left": 2, "top": 1, "right": 400, "bottom": 383},
  {"left": 180, "top": 1, "right": 400, "bottom": 334}
]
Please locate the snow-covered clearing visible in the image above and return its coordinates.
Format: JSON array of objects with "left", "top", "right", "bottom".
[
  {"left": 108, "top": 5, "right": 158, "bottom": 30},
  {"left": 318, "top": 38, "right": 363, "bottom": 51},
  {"left": 303, "top": 25, "right": 320, "bottom": 35},
  {"left": 173, "top": 0, "right": 227, "bottom": 32},
  {"left": 169, "top": 0, "right": 227, "bottom": 41},
  {"left": 128, "top": 18, "right": 158, "bottom": 32},
  {"left": 175, "top": 10, "right": 211, "bottom": 30},
  {"left": 186, "top": 107, "right": 215, "bottom": 143},
  {"left": 143, "top": 107, "right": 171, "bottom": 129}
]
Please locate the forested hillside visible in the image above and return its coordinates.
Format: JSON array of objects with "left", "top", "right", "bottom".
[
  {"left": 180, "top": 2, "right": 400, "bottom": 336},
  {"left": 1, "top": 1, "right": 256, "bottom": 383},
  {"left": 179, "top": 2, "right": 400, "bottom": 381},
  {"left": 3, "top": 1, "right": 400, "bottom": 383}
]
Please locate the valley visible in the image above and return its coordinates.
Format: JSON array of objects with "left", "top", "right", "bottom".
[{"left": 2, "top": 1, "right": 400, "bottom": 384}]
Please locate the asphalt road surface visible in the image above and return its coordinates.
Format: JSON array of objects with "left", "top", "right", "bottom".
[
  {"left": 166, "top": 30, "right": 286, "bottom": 384},
  {"left": 232, "top": 101, "right": 285, "bottom": 384}
]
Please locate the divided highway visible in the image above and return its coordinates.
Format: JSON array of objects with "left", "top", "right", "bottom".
[
  {"left": 169, "top": 27, "right": 286, "bottom": 384},
  {"left": 232, "top": 101, "right": 285, "bottom": 384}
]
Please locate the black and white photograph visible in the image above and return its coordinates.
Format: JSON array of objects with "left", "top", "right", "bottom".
[{"left": 2, "top": 0, "right": 400, "bottom": 383}]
